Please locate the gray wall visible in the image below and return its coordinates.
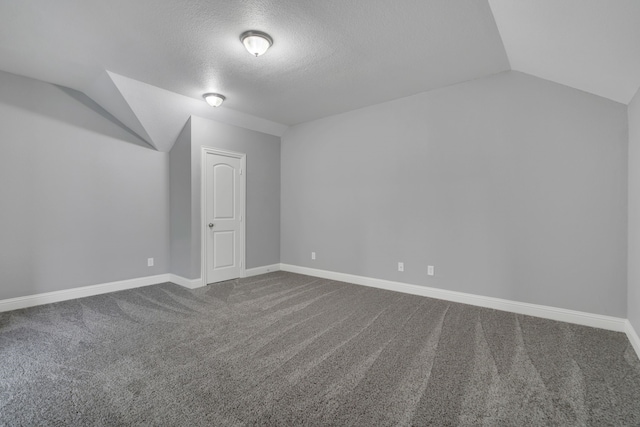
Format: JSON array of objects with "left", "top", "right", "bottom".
[
  {"left": 169, "top": 119, "right": 193, "bottom": 278},
  {"left": 0, "top": 70, "right": 170, "bottom": 300},
  {"left": 1, "top": 66, "right": 632, "bottom": 322},
  {"left": 191, "top": 116, "right": 281, "bottom": 275},
  {"left": 629, "top": 88, "right": 640, "bottom": 331},
  {"left": 168, "top": 115, "right": 281, "bottom": 280},
  {"left": 281, "top": 71, "right": 628, "bottom": 317}
]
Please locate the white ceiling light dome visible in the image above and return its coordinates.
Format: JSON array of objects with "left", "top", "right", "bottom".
[
  {"left": 203, "top": 93, "right": 226, "bottom": 107},
  {"left": 240, "top": 30, "right": 273, "bottom": 57}
]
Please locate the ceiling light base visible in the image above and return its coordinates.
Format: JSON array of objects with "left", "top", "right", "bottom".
[
  {"left": 203, "top": 93, "right": 226, "bottom": 107},
  {"left": 240, "top": 30, "right": 273, "bottom": 57}
]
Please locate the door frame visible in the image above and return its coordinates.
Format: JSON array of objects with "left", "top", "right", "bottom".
[{"left": 201, "top": 146, "right": 247, "bottom": 286}]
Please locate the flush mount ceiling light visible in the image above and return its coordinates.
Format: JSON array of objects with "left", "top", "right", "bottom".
[
  {"left": 240, "top": 30, "right": 273, "bottom": 57},
  {"left": 203, "top": 93, "right": 225, "bottom": 107}
]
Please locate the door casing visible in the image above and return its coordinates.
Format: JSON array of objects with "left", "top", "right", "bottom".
[{"left": 201, "top": 146, "right": 246, "bottom": 286}]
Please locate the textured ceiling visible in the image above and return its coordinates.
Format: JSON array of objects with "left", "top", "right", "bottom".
[
  {"left": 489, "top": 0, "right": 640, "bottom": 104},
  {"left": 86, "top": 71, "right": 288, "bottom": 151},
  {"left": 0, "top": 0, "right": 509, "bottom": 127},
  {"left": 1, "top": 0, "right": 639, "bottom": 150}
]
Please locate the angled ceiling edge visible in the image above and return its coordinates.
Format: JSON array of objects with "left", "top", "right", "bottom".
[
  {"left": 107, "top": 71, "right": 193, "bottom": 152},
  {"left": 107, "top": 72, "right": 288, "bottom": 153},
  {"left": 84, "top": 71, "right": 158, "bottom": 150},
  {"left": 488, "top": 0, "right": 640, "bottom": 105},
  {"left": 487, "top": 0, "right": 511, "bottom": 72}
]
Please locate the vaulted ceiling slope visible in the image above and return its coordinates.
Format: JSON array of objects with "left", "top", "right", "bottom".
[
  {"left": 85, "top": 71, "right": 288, "bottom": 151},
  {"left": 489, "top": 0, "right": 640, "bottom": 104},
  {"left": 0, "top": 1, "right": 508, "bottom": 131},
  {"left": 0, "top": 1, "right": 638, "bottom": 152}
]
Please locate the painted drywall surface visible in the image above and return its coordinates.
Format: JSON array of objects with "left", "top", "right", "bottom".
[
  {"left": 489, "top": 0, "right": 640, "bottom": 104},
  {"left": 190, "top": 116, "right": 281, "bottom": 277},
  {"left": 85, "top": 70, "right": 157, "bottom": 150},
  {"left": 281, "top": 71, "right": 628, "bottom": 317},
  {"left": 0, "top": 1, "right": 508, "bottom": 126},
  {"left": 0, "top": 70, "right": 169, "bottom": 300},
  {"left": 169, "top": 119, "right": 193, "bottom": 278},
  {"left": 629, "top": 87, "right": 640, "bottom": 332}
]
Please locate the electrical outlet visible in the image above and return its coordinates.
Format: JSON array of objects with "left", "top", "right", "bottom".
[
  {"left": 398, "top": 262, "right": 404, "bottom": 272},
  {"left": 311, "top": 252, "right": 316, "bottom": 260},
  {"left": 427, "top": 265, "right": 435, "bottom": 276},
  {"left": 148, "top": 258, "right": 154, "bottom": 267}
]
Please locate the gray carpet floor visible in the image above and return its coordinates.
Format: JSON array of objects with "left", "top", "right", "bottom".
[{"left": 1, "top": 271, "right": 640, "bottom": 426}]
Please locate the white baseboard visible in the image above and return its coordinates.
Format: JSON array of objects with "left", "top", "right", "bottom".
[
  {"left": 0, "top": 274, "right": 171, "bottom": 313},
  {"left": 170, "top": 265, "right": 280, "bottom": 290},
  {"left": 245, "top": 264, "right": 281, "bottom": 277},
  {"left": 168, "top": 274, "right": 204, "bottom": 289},
  {"left": 626, "top": 320, "right": 640, "bottom": 359},
  {"left": 280, "top": 264, "right": 627, "bottom": 333},
  {"left": 2, "top": 264, "right": 637, "bottom": 360}
]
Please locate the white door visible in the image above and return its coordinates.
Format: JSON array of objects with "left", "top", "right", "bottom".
[{"left": 205, "top": 152, "right": 243, "bottom": 284}]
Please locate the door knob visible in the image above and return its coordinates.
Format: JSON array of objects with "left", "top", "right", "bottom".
[{"left": 208, "top": 223, "right": 214, "bottom": 228}]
